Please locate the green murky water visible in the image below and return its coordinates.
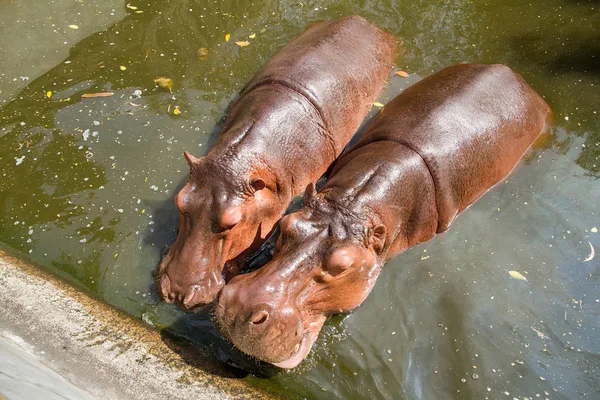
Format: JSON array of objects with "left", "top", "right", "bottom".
[{"left": 1, "top": 0, "right": 599, "bottom": 398}]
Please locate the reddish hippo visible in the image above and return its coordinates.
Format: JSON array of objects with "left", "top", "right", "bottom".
[
  {"left": 156, "top": 16, "right": 397, "bottom": 310},
  {"left": 216, "top": 63, "right": 550, "bottom": 368}
]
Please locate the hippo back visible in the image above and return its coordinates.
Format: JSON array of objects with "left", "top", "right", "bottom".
[
  {"left": 242, "top": 15, "right": 398, "bottom": 156},
  {"left": 353, "top": 64, "right": 550, "bottom": 232}
]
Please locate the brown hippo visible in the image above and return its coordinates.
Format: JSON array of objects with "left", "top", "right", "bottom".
[
  {"left": 156, "top": 16, "right": 397, "bottom": 310},
  {"left": 216, "top": 63, "right": 551, "bottom": 368}
]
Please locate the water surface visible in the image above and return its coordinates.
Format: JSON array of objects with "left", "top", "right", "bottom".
[{"left": 1, "top": 0, "right": 599, "bottom": 399}]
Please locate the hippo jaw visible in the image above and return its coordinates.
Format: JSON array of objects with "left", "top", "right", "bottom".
[{"left": 271, "top": 314, "right": 327, "bottom": 369}]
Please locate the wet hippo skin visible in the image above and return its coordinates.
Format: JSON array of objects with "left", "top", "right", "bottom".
[
  {"left": 216, "top": 63, "right": 551, "bottom": 368},
  {"left": 156, "top": 16, "right": 397, "bottom": 310}
]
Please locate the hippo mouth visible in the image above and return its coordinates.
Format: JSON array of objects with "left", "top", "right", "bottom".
[{"left": 272, "top": 314, "right": 326, "bottom": 369}]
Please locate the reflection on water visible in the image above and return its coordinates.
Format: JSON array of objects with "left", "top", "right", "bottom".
[{"left": 0, "top": 0, "right": 598, "bottom": 399}]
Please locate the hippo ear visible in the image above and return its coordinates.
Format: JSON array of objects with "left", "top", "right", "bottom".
[
  {"left": 303, "top": 183, "right": 317, "bottom": 205},
  {"left": 184, "top": 151, "right": 200, "bottom": 167},
  {"left": 369, "top": 224, "right": 387, "bottom": 254}
]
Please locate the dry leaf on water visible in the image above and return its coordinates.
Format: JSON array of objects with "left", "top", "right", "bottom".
[
  {"left": 373, "top": 102, "right": 385, "bottom": 108},
  {"left": 395, "top": 70, "right": 409, "bottom": 77},
  {"left": 197, "top": 47, "right": 209, "bottom": 61},
  {"left": 236, "top": 41, "right": 250, "bottom": 47},
  {"left": 508, "top": 270, "right": 528, "bottom": 282},
  {"left": 154, "top": 77, "right": 173, "bottom": 92},
  {"left": 225, "top": 33, "right": 231, "bottom": 42}
]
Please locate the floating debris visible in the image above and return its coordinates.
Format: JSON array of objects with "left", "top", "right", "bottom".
[
  {"left": 197, "top": 47, "right": 209, "bottom": 61},
  {"left": 126, "top": 3, "right": 138, "bottom": 10},
  {"left": 46, "top": 91, "right": 53, "bottom": 98},
  {"left": 15, "top": 156, "right": 25, "bottom": 166},
  {"left": 583, "top": 241, "right": 595, "bottom": 262},
  {"left": 249, "top": 33, "right": 256, "bottom": 39},
  {"left": 395, "top": 70, "right": 409, "bottom": 77},
  {"left": 236, "top": 40, "right": 250, "bottom": 47},
  {"left": 590, "top": 227, "right": 598, "bottom": 233},
  {"left": 508, "top": 270, "right": 528, "bottom": 282},
  {"left": 225, "top": 33, "right": 231, "bottom": 42},
  {"left": 120, "top": 65, "right": 127, "bottom": 71},
  {"left": 531, "top": 326, "right": 548, "bottom": 340},
  {"left": 154, "top": 77, "right": 173, "bottom": 92},
  {"left": 68, "top": 24, "right": 79, "bottom": 30},
  {"left": 173, "top": 107, "right": 181, "bottom": 116},
  {"left": 373, "top": 102, "right": 385, "bottom": 108},
  {"left": 81, "top": 92, "right": 114, "bottom": 98}
]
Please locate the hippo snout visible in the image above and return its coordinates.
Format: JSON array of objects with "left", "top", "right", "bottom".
[
  {"left": 157, "top": 272, "right": 225, "bottom": 310},
  {"left": 217, "top": 285, "right": 303, "bottom": 363}
]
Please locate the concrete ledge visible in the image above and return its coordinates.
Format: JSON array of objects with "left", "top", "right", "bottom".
[{"left": 0, "top": 249, "right": 274, "bottom": 400}]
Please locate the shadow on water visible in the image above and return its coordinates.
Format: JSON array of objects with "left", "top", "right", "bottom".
[
  {"left": 162, "top": 310, "right": 281, "bottom": 378},
  {"left": 511, "top": 33, "right": 600, "bottom": 77}
]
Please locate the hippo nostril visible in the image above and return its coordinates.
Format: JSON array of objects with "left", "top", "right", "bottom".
[{"left": 250, "top": 310, "right": 269, "bottom": 325}]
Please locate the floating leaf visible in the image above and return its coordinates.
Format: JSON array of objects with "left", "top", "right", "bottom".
[
  {"left": 46, "top": 91, "right": 53, "bottom": 98},
  {"left": 126, "top": 3, "right": 137, "bottom": 9},
  {"left": 154, "top": 77, "right": 173, "bottom": 92},
  {"left": 173, "top": 107, "right": 181, "bottom": 115},
  {"left": 583, "top": 241, "right": 595, "bottom": 262},
  {"left": 373, "top": 102, "right": 385, "bottom": 108},
  {"left": 508, "top": 270, "right": 528, "bottom": 282},
  {"left": 225, "top": 33, "right": 231, "bottom": 42},
  {"left": 120, "top": 65, "right": 127, "bottom": 71},
  {"left": 249, "top": 33, "right": 256, "bottom": 39},
  {"left": 197, "top": 47, "right": 209, "bottom": 61},
  {"left": 395, "top": 70, "right": 409, "bottom": 77},
  {"left": 68, "top": 24, "right": 79, "bottom": 30},
  {"left": 236, "top": 40, "right": 250, "bottom": 47},
  {"left": 81, "top": 92, "right": 114, "bottom": 98},
  {"left": 591, "top": 227, "right": 598, "bottom": 233}
]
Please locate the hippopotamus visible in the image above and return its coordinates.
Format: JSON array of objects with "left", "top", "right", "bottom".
[
  {"left": 216, "top": 63, "right": 551, "bottom": 368},
  {"left": 156, "top": 16, "right": 397, "bottom": 310}
]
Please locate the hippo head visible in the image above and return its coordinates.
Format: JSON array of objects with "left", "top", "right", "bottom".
[
  {"left": 157, "top": 151, "right": 283, "bottom": 310},
  {"left": 216, "top": 189, "right": 386, "bottom": 368}
]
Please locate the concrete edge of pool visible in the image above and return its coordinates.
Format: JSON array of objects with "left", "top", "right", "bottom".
[{"left": 0, "top": 249, "right": 276, "bottom": 400}]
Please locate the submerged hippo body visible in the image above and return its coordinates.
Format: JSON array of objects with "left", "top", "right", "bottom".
[
  {"left": 217, "top": 64, "right": 550, "bottom": 368},
  {"left": 157, "top": 16, "right": 397, "bottom": 310}
]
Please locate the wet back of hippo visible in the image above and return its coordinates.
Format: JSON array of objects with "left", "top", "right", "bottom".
[
  {"left": 241, "top": 16, "right": 397, "bottom": 156},
  {"left": 355, "top": 63, "right": 550, "bottom": 233},
  {"left": 213, "top": 16, "right": 398, "bottom": 192}
]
